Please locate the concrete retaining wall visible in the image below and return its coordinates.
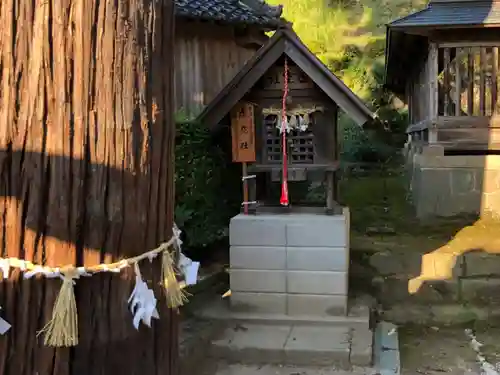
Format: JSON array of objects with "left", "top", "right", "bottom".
[
  {"left": 409, "top": 147, "right": 500, "bottom": 218},
  {"left": 367, "top": 248, "right": 500, "bottom": 303},
  {"left": 229, "top": 210, "right": 350, "bottom": 316}
]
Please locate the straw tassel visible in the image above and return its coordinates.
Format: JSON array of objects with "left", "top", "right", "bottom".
[
  {"left": 38, "top": 268, "right": 79, "bottom": 347},
  {"left": 161, "top": 250, "right": 188, "bottom": 308}
]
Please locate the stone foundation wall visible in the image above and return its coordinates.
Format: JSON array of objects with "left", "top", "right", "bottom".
[
  {"left": 355, "top": 247, "right": 500, "bottom": 326},
  {"left": 408, "top": 147, "right": 500, "bottom": 218},
  {"left": 366, "top": 249, "right": 500, "bottom": 306},
  {"left": 229, "top": 210, "right": 350, "bottom": 316}
]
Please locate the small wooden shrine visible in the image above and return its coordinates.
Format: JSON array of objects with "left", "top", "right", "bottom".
[{"left": 198, "top": 25, "right": 375, "bottom": 214}]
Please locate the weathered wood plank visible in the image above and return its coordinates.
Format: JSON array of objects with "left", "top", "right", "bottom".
[
  {"left": 493, "top": 47, "right": 499, "bottom": 114},
  {"left": 405, "top": 119, "right": 433, "bottom": 133},
  {"left": 437, "top": 127, "right": 500, "bottom": 145},
  {"left": 443, "top": 47, "right": 451, "bottom": 115},
  {"left": 175, "top": 21, "right": 258, "bottom": 117},
  {"left": 468, "top": 48, "right": 475, "bottom": 116},
  {"left": 435, "top": 115, "right": 500, "bottom": 128},
  {"left": 437, "top": 141, "right": 500, "bottom": 151},
  {"left": 480, "top": 47, "right": 487, "bottom": 115},
  {"left": 455, "top": 48, "right": 462, "bottom": 116},
  {"left": 428, "top": 43, "right": 439, "bottom": 121}
]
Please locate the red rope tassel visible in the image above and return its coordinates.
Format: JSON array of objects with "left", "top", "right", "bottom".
[{"left": 280, "top": 58, "right": 289, "bottom": 206}]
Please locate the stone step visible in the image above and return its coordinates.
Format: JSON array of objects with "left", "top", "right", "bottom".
[
  {"left": 209, "top": 322, "right": 374, "bottom": 368},
  {"left": 196, "top": 297, "right": 371, "bottom": 330}
]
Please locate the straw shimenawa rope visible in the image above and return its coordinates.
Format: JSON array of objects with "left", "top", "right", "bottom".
[
  {"left": 38, "top": 268, "right": 80, "bottom": 347},
  {"left": 1, "top": 236, "right": 187, "bottom": 347},
  {"left": 162, "top": 247, "right": 189, "bottom": 308}
]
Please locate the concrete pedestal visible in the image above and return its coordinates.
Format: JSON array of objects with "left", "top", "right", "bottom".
[{"left": 229, "top": 208, "right": 350, "bottom": 316}]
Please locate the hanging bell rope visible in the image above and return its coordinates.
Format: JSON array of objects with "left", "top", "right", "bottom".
[{"left": 280, "top": 57, "right": 290, "bottom": 207}]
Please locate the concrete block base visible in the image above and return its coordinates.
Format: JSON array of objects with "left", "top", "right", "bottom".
[{"left": 229, "top": 210, "right": 350, "bottom": 316}]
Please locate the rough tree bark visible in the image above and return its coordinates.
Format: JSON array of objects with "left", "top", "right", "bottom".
[{"left": 0, "top": 0, "right": 177, "bottom": 374}]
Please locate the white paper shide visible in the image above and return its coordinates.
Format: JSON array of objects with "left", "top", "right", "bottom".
[
  {"left": 173, "top": 222, "right": 200, "bottom": 286},
  {"left": 178, "top": 253, "right": 200, "bottom": 286},
  {"left": 128, "top": 263, "right": 159, "bottom": 330},
  {"left": 0, "top": 306, "right": 11, "bottom": 335}
]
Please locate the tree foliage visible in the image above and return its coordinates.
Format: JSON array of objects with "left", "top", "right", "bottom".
[
  {"left": 175, "top": 115, "right": 241, "bottom": 249},
  {"left": 268, "top": 0, "right": 425, "bottom": 158}
]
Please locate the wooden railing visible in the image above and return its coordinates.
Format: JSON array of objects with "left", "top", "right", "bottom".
[{"left": 438, "top": 44, "right": 500, "bottom": 117}]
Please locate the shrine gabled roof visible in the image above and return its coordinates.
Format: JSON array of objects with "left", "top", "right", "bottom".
[
  {"left": 196, "top": 26, "right": 376, "bottom": 129},
  {"left": 384, "top": 1, "right": 500, "bottom": 95},
  {"left": 389, "top": 0, "right": 500, "bottom": 28},
  {"left": 175, "top": 0, "right": 284, "bottom": 28}
]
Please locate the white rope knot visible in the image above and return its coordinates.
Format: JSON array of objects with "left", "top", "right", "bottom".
[
  {"left": 0, "top": 259, "right": 10, "bottom": 279},
  {"left": 61, "top": 275, "right": 77, "bottom": 285}
]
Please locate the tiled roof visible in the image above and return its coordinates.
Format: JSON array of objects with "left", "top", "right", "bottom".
[
  {"left": 389, "top": 0, "right": 500, "bottom": 28},
  {"left": 175, "top": 0, "right": 283, "bottom": 27}
]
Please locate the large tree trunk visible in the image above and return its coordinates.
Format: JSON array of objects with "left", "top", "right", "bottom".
[{"left": 0, "top": 0, "right": 177, "bottom": 374}]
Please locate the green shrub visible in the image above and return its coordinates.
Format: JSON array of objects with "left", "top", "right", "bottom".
[{"left": 175, "top": 119, "right": 241, "bottom": 249}]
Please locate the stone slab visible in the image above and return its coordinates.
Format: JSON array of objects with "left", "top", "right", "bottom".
[
  {"left": 210, "top": 323, "right": 357, "bottom": 368},
  {"left": 231, "top": 292, "right": 287, "bottom": 314},
  {"left": 230, "top": 215, "right": 286, "bottom": 246},
  {"left": 287, "top": 219, "right": 348, "bottom": 248},
  {"left": 230, "top": 212, "right": 349, "bottom": 247},
  {"left": 284, "top": 325, "right": 351, "bottom": 367},
  {"left": 209, "top": 364, "right": 373, "bottom": 375},
  {"left": 287, "top": 270, "right": 347, "bottom": 295},
  {"left": 458, "top": 278, "right": 500, "bottom": 305},
  {"left": 197, "top": 298, "right": 370, "bottom": 330},
  {"left": 287, "top": 294, "right": 347, "bottom": 317},
  {"left": 230, "top": 246, "right": 286, "bottom": 270},
  {"left": 230, "top": 269, "right": 286, "bottom": 293},
  {"left": 286, "top": 247, "right": 348, "bottom": 272},
  {"left": 462, "top": 251, "right": 500, "bottom": 277},
  {"left": 211, "top": 324, "right": 290, "bottom": 364},
  {"left": 350, "top": 327, "right": 373, "bottom": 367}
]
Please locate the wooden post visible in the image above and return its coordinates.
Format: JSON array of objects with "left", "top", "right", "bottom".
[
  {"left": 468, "top": 47, "right": 475, "bottom": 116},
  {"left": 428, "top": 42, "right": 439, "bottom": 144},
  {"left": 242, "top": 162, "right": 249, "bottom": 214},
  {"left": 326, "top": 171, "right": 334, "bottom": 215},
  {"left": 428, "top": 43, "right": 439, "bottom": 120},
  {"left": 231, "top": 103, "right": 257, "bottom": 215}
]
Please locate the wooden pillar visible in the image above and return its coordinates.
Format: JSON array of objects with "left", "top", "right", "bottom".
[
  {"left": 428, "top": 42, "right": 439, "bottom": 144},
  {"left": 325, "top": 104, "right": 339, "bottom": 215}
]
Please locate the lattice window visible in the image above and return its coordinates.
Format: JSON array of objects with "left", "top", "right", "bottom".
[
  {"left": 438, "top": 46, "right": 500, "bottom": 116},
  {"left": 264, "top": 114, "right": 315, "bottom": 164}
]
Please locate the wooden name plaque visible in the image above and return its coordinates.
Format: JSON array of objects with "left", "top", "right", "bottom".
[{"left": 231, "top": 103, "right": 256, "bottom": 163}]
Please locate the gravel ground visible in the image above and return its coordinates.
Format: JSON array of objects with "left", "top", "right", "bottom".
[{"left": 400, "top": 325, "right": 500, "bottom": 375}]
